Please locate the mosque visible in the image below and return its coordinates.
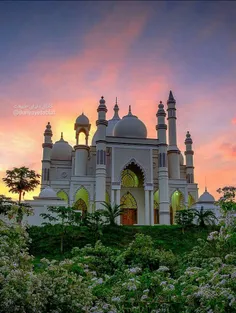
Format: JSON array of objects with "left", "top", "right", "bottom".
[{"left": 28, "top": 91, "right": 217, "bottom": 226}]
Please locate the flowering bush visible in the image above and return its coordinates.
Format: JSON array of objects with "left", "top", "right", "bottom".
[{"left": 0, "top": 214, "right": 236, "bottom": 313}]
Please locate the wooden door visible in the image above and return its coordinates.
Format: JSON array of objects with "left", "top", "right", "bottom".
[
  {"left": 122, "top": 209, "right": 137, "bottom": 225},
  {"left": 154, "top": 209, "right": 159, "bottom": 224}
]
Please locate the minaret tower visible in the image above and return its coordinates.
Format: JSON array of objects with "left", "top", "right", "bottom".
[
  {"left": 184, "top": 131, "right": 194, "bottom": 183},
  {"left": 156, "top": 101, "right": 170, "bottom": 224},
  {"left": 41, "top": 122, "right": 53, "bottom": 189},
  {"left": 95, "top": 96, "right": 108, "bottom": 210},
  {"left": 74, "top": 113, "right": 91, "bottom": 176},
  {"left": 167, "top": 91, "right": 180, "bottom": 179}
]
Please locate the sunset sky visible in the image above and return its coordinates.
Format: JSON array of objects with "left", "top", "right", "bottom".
[{"left": 0, "top": 1, "right": 235, "bottom": 200}]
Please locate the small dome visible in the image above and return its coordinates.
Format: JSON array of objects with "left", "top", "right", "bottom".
[
  {"left": 75, "top": 113, "right": 89, "bottom": 125},
  {"left": 39, "top": 186, "right": 58, "bottom": 198},
  {"left": 113, "top": 106, "right": 147, "bottom": 138},
  {"left": 51, "top": 136, "right": 72, "bottom": 161},
  {"left": 179, "top": 153, "right": 184, "bottom": 165},
  {"left": 198, "top": 190, "right": 215, "bottom": 203}
]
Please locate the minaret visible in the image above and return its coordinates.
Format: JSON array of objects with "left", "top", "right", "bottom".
[
  {"left": 184, "top": 131, "right": 194, "bottom": 183},
  {"left": 74, "top": 113, "right": 91, "bottom": 176},
  {"left": 167, "top": 91, "right": 180, "bottom": 179},
  {"left": 41, "top": 122, "right": 53, "bottom": 189},
  {"left": 156, "top": 101, "right": 170, "bottom": 224},
  {"left": 95, "top": 96, "right": 108, "bottom": 210}
]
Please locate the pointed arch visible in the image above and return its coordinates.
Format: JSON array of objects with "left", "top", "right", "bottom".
[
  {"left": 57, "top": 190, "right": 69, "bottom": 204},
  {"left": 120, "top": 192, "right": 137, "bottom": 225},
  {"left": 74, "top": 186, "right": 89, "bottom": 208},
  {"left": 188, "top": 193, "right": 195, "bottom": 208},
  {"left": 105, "top": 191, "right": 110, "bottom": 204},
  {"left": 170, "top": 189, "right": 184, "bottom": 224},
  {"left": 120, "top": 158, "right": 146, "bottom": 185}
]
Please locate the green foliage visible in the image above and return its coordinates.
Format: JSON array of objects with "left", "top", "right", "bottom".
[
  {"left": 0, "top": 194, "right": 33, "bottom": 224},
  {"left": 82, "top": 210, "right": 106, "bottom": 243},
  {"left": 1, "top": 214, "right": 236, "bottom": 313},
  {"left": 72, "top": 241, "right": 120, "bottom": 276},
  {"left": 121, "top": 233, "right": 177, "bottom": 272},
  {"left": 192, "top": 207, "right": 217, "bottom": 227},
  {"left": 2, "top": 167, "right": 40, "bottom": 203},
  {"left": 101, "top": 201, "right": 124, "bottom": 226},
  {"left": 40, "top": 206, "right": 82, "bottom": 253},
  {"left": 175, "top": 209, "right": 194, "bottom": 232}
]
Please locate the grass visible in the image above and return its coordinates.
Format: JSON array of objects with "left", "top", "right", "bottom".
[{"left": 28, "top": 224, "right": 218, "bottom": 262}]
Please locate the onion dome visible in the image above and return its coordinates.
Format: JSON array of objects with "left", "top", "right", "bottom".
[
  {"left": 51, "top": 133, "right": 72, "bottom": 161},
  {"left": 113, "top": 105, "right": 147, "bottom": 138},
  {"left": 75, "top": 113, "right": 90, "bottom": 125},
  {"left": 39, "top": 186, "right": 58, "bottom": 199},
  {"left": 198, "top": 189, "right": 215, "bottom": 203}
]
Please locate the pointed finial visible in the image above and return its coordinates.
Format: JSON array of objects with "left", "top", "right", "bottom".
[
  {"left": 167, "top": 90, "right": 176, "bottom": 103},
  {"left": 61, "top": 132, "right": 63, "bottom": 140},
  {"left": 128, "top": 105, "right": 132, "bottom": 114},
  {"left": 205, "top": 177, "right": 207, "bottom": 192},
  {"left": 112, "top": 97, "right": 120, "bottom": 120}
]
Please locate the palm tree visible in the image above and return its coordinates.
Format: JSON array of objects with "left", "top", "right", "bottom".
[
  {"left": 191, "top": 207, "right": 217, "bottom": 227},
  {"left": 101, "top": 202, "right": 124, "bottom": 226},
  {"left": 2, "top": 167, "right": 40, "bottom": 224}
]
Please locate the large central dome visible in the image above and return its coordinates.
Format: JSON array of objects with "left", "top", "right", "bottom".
[{"left": 113, "top": 106, "right": 147, "bottom": 138}]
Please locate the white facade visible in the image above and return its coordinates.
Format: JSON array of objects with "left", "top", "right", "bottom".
[{"left": 30, "top": 92, "right": 200, "bottom": 226}]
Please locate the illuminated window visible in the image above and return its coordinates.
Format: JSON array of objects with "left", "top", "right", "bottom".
[
  {"left": 120, "top": 192, "right": 137, "bottom": 209},
  {"left": 121, "top": 169, "right": 139, "bottom": 187},
  {"left": 57, "top": 190, "right": 69, "bottom": 203}
]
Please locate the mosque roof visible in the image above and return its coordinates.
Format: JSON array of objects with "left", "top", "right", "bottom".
[
  {"left": 39, "top": 186, "right": 58, "bottom": 199},
  {"left": 75, "top": 113, "right": 90, "bottom": 125},
  {"left": 51, "top": 133, "right": 72, "bottom": 161},
  {"left": 113, "top": 106, "right": 147, "bottom": 138},
  {"left": 198, "top": 189, "right": 215, "bottom": 203}
]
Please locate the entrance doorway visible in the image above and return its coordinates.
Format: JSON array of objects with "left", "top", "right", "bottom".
[{"left": 120, "top": 192, "right": 137, "bottom": 225}]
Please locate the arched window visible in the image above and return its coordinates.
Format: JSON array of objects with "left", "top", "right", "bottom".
[
  {"left": 57, "top": 190, "right": 69, "bottom": 203},
  {"left": 121, "top": 169, "right": 139, "bottom": 188}
]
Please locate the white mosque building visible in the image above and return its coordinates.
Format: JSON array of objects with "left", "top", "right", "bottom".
[{"left": 28, "top": 91, "right": 204, "bottom": 226}]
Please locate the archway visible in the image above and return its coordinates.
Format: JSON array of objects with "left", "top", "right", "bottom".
[
  {"left": 57, "top": 190, "right": 69, "bottom": 204},
  {"left": 78, "top": 130, "right": 87, "bottom": 145},
  {"left": 105, "top": 191, "right": 110, "bottom": 204},
  {"left": 154, "top": 190, "right": 159, "bottom": 224},
  {"left": 170, "top": 190, "right": 184, "bottom": 224},
  {"left": 74, "top": 186, "right": 89, "bottom": 211},
  {"left": 74, "top": 198, "right": 87, "bottom": 217},
  {"left": 188, "top": 193, "right": 195, "bottom": 208},
  {"left": 120, "top": 192, "right": 137, "bottom": 225},
  {"left": 120, "top": 161, "right": 145, "bottom": 225}
]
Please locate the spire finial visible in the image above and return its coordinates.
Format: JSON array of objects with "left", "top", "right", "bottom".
[
  {"left": 128, "top": 105, "right": 132, "bottom": 114},
  {"left": 61, "top": 132, "right": 63, "bottom": 140},
  {"left": 205, "top": 176, "right": 207, "bottom": 192},
  {"left": 167, "top": 90, "right": 176, "bottom": 103},
  {"left": 112, "top": 97, "right": 120, "bottom": 120}
]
